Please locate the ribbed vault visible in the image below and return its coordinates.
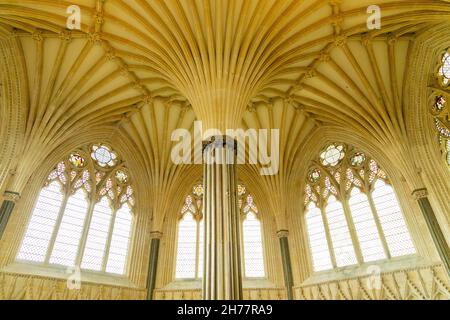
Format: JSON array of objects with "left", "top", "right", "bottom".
[{"left": 1, "top": 0, "right": 450, "bottom": 230}]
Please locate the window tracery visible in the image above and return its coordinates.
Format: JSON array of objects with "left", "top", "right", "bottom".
[
  {"left": 175, "top": 183, "right": 265, "bottom": 279},
  {"left": 431, "top": 48, "right": 450, "bottom": 167},
  {"left": 304, "top": 143, "right": 415, "bottom": 272},
  {"left": 17, "top": 144, "right": 134, "bottom": 275}
]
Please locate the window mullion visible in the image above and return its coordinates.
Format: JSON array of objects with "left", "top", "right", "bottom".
[
  {"left": 239, "top": 216, "right": 246, "bottom": 278},
  {"left": 319, "top": 205, "right": 337, "bottom": 269},
  {"left": 341, "top": 197, "right": 364, "bottom": 265},
  {"left": 75, "top": 199, "right": 96, "bottom": 267},
  {"left": 367, "top": 191, "right": 391, "bottom": 259},
  {"left": 195, "top": 219, "right": 200, "bottom": 279},
  {"left": 44, "top": 190, "right": 70, "bottom": 264},
  {"left": 102, "top": 208, "right": 118, "bottom": 272}
]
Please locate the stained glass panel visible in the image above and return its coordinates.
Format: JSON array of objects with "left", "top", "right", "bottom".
[
  {"left": 304, "top": 143, "right": 416, "bottom": 274},
  {"left": 439, "top": 52, "right": 450, "bottom": 85},
  {"left": 17, "top": 144, "right": 134, "bottom": 276},
  {"left": 320, "top": 144, "right": 345, "bottom": 167}
]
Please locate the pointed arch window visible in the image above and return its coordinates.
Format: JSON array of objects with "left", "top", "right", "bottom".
[
  {"left": 431, "top": 48, "right": 450, "bottom": 167},
  {"left": 175, "top": 183, "right": 266, "bottom": 279},
  {"left": 17, "top": 144, "right": 135, "bottom": 275},
  {"left": 241, "top": 193, "right": 265, "bottom": 278},
  {"left": 303, "top": 143, "right": 415, "bottom": 272},
  {"left": 175, "top": 192, "right": 203, "bottom": 279}
]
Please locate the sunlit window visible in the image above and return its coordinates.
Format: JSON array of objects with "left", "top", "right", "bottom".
[
  {"left": 242, "top": 195, "right": 265, "bottom": 278},
  {"left": 447, "top": 140, "right": 450, "bottom": 165},
  {"left": 432, "top": 49, "right": 450, "bottom": 168},
  {"left": 304, "top": 143, "right": 416, "bottom": 272},
  {"left": 438, "top": 51, "right": 450, "bottom": 86},
  {"left": 325, "top": 196, "right": 357, "bottom": 267},
  {"left": 175, "top": 212, "right": 199, "bottom": 279},
  {"left": 348, "top": 188, "right": 385, "bottom": 262},
  {"left": 175, "top": 183, "right": 266, "bottom": 279},
  {"left": 175, "top": 190, "right": 203, "bottom": 280},
  {"left": 17, "top": 145, "right": 135, "bottom": 276},
  {"left": 305, "top": 203, "right": 333, "bottom": 271}
]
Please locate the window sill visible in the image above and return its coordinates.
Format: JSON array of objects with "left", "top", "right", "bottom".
[
  {"left": 1, "top": 262, "right": 138, "bottom": 289},
  {"left": 302, "top": 255, "right": 432, "bottom": 286},
  {"left": 161, "top": 278, "right": 277, "bottom": 290}
]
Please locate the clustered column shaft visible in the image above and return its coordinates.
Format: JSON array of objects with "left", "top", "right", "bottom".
[{"left": 202, "top": 136, "right": 243, "bottom": 300}]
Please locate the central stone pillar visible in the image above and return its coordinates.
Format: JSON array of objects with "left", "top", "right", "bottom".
[{"left": 202, "top": 136, "right": 243, "bottom": 300}]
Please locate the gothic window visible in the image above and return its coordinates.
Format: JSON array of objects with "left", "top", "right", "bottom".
[
  {"left": 438, "top": 50, "right": 450, "bottom": 87},
  {"left": 241, "top": 193, "right": 265, "bottom": 278},
  {"left": 17, "top": 144, "right": 135, "bottom": 276},
  {"left": 447, "top": 139, "right": 450, "bottom": 166},
  {"left": 431, "top": 48, "right": 450, "bottom": 167},
  {"left": 175, "top": 183, "right": 266, "bottom": 279},
  {"left": 304, "top": 143, "right": 415, "bottom": 273},
  {"left": 175, "top": 190, "right": 203, "bottom": 279}
]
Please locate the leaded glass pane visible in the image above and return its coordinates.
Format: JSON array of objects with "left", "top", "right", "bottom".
[
  {"left": 305, "top": 203, "right": 333, "bottom": 271},
  {"left": 17, "top": 182, "right": 64, "bottom": 263},
  {"left": 49, "top": 189, "right": 89, "bottom": 266},
  {"left": 197, "top": 219, "right": 204, "bottom": 278},
  {"left": 175, "top": 213, "right": 197, "bottom": 279},
  {"left": 348, "top": 188, "right": 386, "bottom": 262},
  {"left": 372, "top": 181, "right": 415, "bottom": 257},
  {"left": 17, "top": 144, "right": 134, "bottom": 276},
  {"left": 106, "top": 205, "right": 133, "bottom": 274},
  {"left": 447, "top": 140, "right": 450, "bottom": 165},
  {"left": 439, "top": 52, "right": 450, "bottom": 85},
  {"left": 242, "top": 212, "right": 265, "bottom": 278},
  {"left": 325, "top": 196, "right": 357, "bottom": 267},
  {"left": 81, "top": 197, "right": 113, "bottom": 271}
]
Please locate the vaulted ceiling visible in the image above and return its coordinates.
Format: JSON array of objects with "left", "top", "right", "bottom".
[{"left": 1, "top": 0, "right": 449, "bottom": 226}]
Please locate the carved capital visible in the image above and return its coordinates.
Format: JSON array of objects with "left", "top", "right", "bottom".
[
  {"left": 150, "top": 231, "right": 163, "bottom": 239},
  {"left": 412, "top": 188, "right": 428, "bottom": 200},
  {"left": 202, "top": 135, "right": 238, "bottom": 154},
  {"left": 3, "top": 190, "right": 20, "bottom": 203},
  {"left": 277, "top": 230, "right": 289, "bottom": 239}
]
